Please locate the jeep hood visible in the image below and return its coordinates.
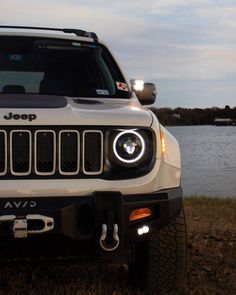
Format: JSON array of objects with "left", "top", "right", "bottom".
[{"left": 0, "top": 95, "right": 153, "bottom": 126}]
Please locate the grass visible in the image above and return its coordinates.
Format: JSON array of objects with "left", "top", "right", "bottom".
[
  {"left": 0, "top": 197, "right": 235, "bottom": 295},
  {"left": 181, "top": 197, "right": 236, "bottom": 295}
]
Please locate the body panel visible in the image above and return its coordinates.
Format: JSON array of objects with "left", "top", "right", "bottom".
[
  {"left": 0, "top": 97, "right": 152, "bottom": 127},
  {"left": 150, "top": 112, "right": 181, "bottom": 170},
  {"left": 0, "top": 160, "right": 180, "bottom": 198}
]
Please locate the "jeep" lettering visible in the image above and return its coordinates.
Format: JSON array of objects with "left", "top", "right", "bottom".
[{"left": 4, "top": 112, "right": 37, "bottom": 121}]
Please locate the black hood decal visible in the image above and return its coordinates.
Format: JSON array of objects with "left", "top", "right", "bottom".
[{"left": 0, "top": 94, "right": 67, "bottom": 108}]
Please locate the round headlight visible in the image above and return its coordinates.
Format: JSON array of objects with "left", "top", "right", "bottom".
[{"left": 113, "top": 130, "right": 146, "bottom": 163}]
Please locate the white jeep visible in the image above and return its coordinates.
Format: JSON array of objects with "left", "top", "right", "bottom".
[{"left": 0, "top": 25, "right": 186, "bottom": 294}]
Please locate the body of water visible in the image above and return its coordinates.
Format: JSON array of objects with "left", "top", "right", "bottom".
[{"left": 168, "top": 126, "right": 236, "bottom": 197}]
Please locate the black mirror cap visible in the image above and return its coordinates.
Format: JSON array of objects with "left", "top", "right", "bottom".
[{"left": 130, "top": 81, "right": 157, "bottom": 105}]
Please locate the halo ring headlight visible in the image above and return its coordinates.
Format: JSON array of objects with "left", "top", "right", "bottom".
[{"left": 113, "top": 130, "right": 146, "bottom": 164}]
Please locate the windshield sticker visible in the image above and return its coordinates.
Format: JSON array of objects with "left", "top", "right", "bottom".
[
  {"left": 8, "top": 54, "right": 23, "bottom": 62},
  {"left": 96, "top": 89, "right": 110, "bottom": 95},
  {"left": 72, "top": 42, "right": 82, "bottom": 47},
  {"left": 116, "top": 82, "right": 129, "bottom": 92}
]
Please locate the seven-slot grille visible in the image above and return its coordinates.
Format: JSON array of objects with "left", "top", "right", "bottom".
[{"left": 0, "top": 128, "right": 103, "bottom": 178}]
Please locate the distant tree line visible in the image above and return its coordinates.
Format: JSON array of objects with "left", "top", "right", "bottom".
[{"left": 149, "top": 105, "right": 236, "bottom": 126}]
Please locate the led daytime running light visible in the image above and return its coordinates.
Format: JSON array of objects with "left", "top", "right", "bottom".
[{"left": 113, "top": 130, "right": 146, "bottom": 163}]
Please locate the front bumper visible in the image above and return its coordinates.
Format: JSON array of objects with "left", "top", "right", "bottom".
[{"left": 0, "top": 187, "right": 183, "bottom": 250}]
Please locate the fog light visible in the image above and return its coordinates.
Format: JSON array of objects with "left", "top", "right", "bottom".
[
  {"left": 137, "top": 225, "right": 150, "bottom": 235},
  {"left": 129, "top": 208, "right": 152, "bottom": 221}
]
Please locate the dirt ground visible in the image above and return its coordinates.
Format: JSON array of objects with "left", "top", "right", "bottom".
[
  {"left": 181, "top": 197, "right": 236, "bottom": 295},
  {"left": 0, "top": 197, "right": 235, "bottom": 295}
]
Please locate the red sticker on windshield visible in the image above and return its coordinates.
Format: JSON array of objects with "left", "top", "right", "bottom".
[{"left": 116, "top": 82, "right": 128, "bottom": 92}]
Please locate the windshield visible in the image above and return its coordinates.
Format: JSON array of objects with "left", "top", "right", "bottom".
[{"left": 0, "top": 36, "right": 130, "bottom": 98}]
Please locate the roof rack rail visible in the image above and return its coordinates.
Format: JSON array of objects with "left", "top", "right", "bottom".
[{"left": 0, "top": 25, "right": 98, "bottom": 40}]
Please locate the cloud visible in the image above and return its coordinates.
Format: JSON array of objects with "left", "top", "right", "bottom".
[
  {"left": 0, "top": 0, "right": 236, "bottom": 107},
  {"left": 157, "top": 78, "right": 236, "bottom": 108}
]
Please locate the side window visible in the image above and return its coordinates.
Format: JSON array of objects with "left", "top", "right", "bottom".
[
  {"left": 102, "top": 49, "right": 125, "bottom": 83},
  {"left": 95, "top": 50, "right": 116, "bottom": 95},
  {"left": 101, "top": 48, "right": 130, "bottom": 98}
]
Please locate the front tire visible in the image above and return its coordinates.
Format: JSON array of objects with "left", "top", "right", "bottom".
[{"left": 129, "top": 208, "right": 187, "bottom": 294}]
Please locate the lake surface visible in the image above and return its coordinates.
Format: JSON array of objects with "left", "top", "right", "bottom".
[{"left": 167, "top": 126, "right": 236, "bottom": 197}]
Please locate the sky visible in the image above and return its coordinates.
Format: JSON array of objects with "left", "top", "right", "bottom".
[{"left": 0, "top": 0, "right": 236, "bottom": 108}]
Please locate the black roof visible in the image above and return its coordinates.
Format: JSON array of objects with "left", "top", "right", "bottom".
[{"left": 0, "top": 25, "right": 98, "bottom": 40}]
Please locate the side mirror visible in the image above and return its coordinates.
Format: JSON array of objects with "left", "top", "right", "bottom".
[{"left": 130, "top": 80, "right": 157, "bottom": 105}]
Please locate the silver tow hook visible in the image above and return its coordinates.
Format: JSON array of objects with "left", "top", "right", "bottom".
[{"left": 99, "top": 223, "right": 120, "bottom": 252}]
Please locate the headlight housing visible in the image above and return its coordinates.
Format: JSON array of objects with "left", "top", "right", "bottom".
[
  {"left": 113, "top": 130, "right": 146, "bottom": 164},
  {"left": 106, "top": 128, "right": 155, "bottom": 178}
]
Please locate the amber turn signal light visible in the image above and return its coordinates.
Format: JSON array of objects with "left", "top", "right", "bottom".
[
  {"left": 129, "top": 208, "right": 152, "bottom": 222},
  {"left": 160, "top": 130, "right": 166, "bottom": 155}
]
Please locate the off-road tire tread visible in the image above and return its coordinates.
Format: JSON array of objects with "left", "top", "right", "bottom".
[{"left": 146, "top": 208, "right": 187, "bottom": 295}]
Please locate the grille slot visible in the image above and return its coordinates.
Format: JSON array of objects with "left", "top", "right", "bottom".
[
  {"left": 10, "top": 130, "right": 31, "bottom": 175},
  {"left": 83, "top": 131, "right": 103, "bottom": 175},
  {"left": 0, "top": 131, "right": 7, "bottom": 175},
  {"left": 35, "top": 130, "right": 56, "bottom": 175},
  {"left": 59, "top": 130, "right": 80, "bottom": 175}
]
